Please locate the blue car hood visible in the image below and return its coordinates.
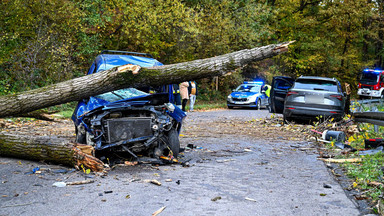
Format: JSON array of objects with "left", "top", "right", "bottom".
[
  {"left": 230, "top": 91, "right": 260, "bottom": 98},
  {"left": 78, "top": 93, "right": 168, "bottom": 116}
]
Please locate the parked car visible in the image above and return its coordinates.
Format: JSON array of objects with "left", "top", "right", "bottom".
[
  {"left": 72, "top": 50, "right": 186, "bottom": 158},
  {"left": 227, "top": 81, "right": 268, "bottom": 109},
  {"left": 281, "top": 76, "right": 346, "bottom": 121}
]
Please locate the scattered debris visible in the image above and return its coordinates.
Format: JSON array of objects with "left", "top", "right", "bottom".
[
  {"left": 1, "top": 202, "right": 36, "bottom": 208},
  {"left": 159, "top": 156, "right": 178, "bottom": 163},
  {"left": 365, "top": 138, "right": 384, "bottom": 149},
  {"left": 125, "top": 194, "right": 131, "bottom": 199},
  {"left": 320, "top": 193, "right": 327, "bottom": 196},
  {"left": 52, "top": 182, "right": 66, "bottom": 187},
  {"left": 176, "top": 180, "right": 180, "bottom": 185},
  {"left": 322, "top": 130, "right": 346, "bottom": 142},
  {"left": 359, "top": 146, "right": 384, "bottom": 156},
  {"left": 211, "top": 196, "right": 222, "bottom": 201},
  {"left": 124, "top": 161, "right": 138, "bottom": 166},
  {"left": 150, "top": 179, "right": 162, "bottom": 186},
  {"left": 165, "top": 179, "right": 172, "bottom": 182},
  {"left": 244, "top": 148, "right": 252, "bottom": 152},
  {"left": 323, "top": 183, "right": 332, "bottom": 189},
  {"left": 368, "top": 181, "right": 383, "bottom": 187},
  {"left": 245, "top": 197, "right": 257, "bottom": 202},
  {"left": 104, "top": 191, "right": 113, "bottom": 194},
  {"left": 152, "top": 206, "right": 166, "bottom": 216},
  {"left": 216, "top": 159, "right": 236, "bottom": 163},
  {"left": 319, "top": 158, "right": 362, "bottom": 163},
  {"left": 66, "top": 179, "right": 94, "bottom": 185}
]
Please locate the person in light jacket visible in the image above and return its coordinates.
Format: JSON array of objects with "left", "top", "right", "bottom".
[
  {"left": 188, "top": 81, "right": 198, "bottom": 112},
  {"left": 179, "top": 81, "right": 189, "bottom": 111}
]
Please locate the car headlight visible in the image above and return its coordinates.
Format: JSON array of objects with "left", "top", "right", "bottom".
[{"left": 227, "top": 95, "right": 232, "bottom": 99}]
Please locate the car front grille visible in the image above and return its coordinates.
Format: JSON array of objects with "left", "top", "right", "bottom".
[
  {"left": 232, "top": 98, "right": 247, "bottom": 102},
  {"left": 104, "top": 117, "right": 152, "bottom": 143}
]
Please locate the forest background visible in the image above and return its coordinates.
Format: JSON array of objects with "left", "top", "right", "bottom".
[{"left": 1, "top": 0, "right": 384, "bottom": 100}]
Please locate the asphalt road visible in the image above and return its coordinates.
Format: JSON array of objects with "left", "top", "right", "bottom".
[{"left": 0, "top": 109, "right": 363, "bottom": 216}]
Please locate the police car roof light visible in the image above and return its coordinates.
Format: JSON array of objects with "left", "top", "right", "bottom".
[{"left": 243, "top": 81, "right": 264, "bottom": 85}]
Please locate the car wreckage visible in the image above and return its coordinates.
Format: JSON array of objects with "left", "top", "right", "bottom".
[{"left": 72, "top": 51, "right": 186, "bottom": 160}]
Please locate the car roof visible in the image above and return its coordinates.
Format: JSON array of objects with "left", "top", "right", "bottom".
[
  {"left": 297, "top": 76, "right": 337, "bottom": 82},
  {"left": 88, "top": 53, "right": 164, "bottom": 74}
]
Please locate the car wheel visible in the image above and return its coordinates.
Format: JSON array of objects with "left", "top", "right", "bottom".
[
  {"left": 166, "top": 129, "right": 180, "bottom": 157},
  {"left": 256, "top": 99, "right": 261, "bottom": 110},
  {"left": 283, "top": 113, "right": 292, "bottom": 123},
  {"left": 227, "top": 106, "right": 233, "bottom": 109},
  {"left": 267, "top": 105, "right": 272, "bottom": 113}
]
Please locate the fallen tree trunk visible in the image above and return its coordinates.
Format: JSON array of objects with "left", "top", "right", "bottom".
[
  {"left": 0, "top": 132, "right": 105, "bottom": 172},
  {"left": 0, "top": 41, "right": 294, "bottom": 118}
]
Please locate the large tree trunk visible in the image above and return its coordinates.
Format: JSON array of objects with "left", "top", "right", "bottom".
[
  {"left": 0, "top": 41, "right": 294, "bottom": 118},
  {"left": 0, "top": 132, "right": 105, "bottom": 172}
]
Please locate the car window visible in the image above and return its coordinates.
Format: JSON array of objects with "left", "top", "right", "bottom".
[
  {"left": 274, "top": 79, "right": 292, "bottom": 90},
  {"left": 236, "top": 84, "right": 260, "bottom": 93},
  {"left": 95, "top": 88, "right": 149, "bottom": 102},
  {"left": 293, "top": 79, "right": 338, "bottom": 92}
]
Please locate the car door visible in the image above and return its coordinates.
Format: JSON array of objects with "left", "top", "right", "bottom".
[{"left": 269, "top": 76, "right": 294, "bottom": 113}]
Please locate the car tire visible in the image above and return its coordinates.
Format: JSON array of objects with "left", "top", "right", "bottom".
[
  {"left": 267, "top": 105, "right": 272, "bottom": 113},
  {"left": 227, "top": 106, "right": 233, "bottom": 109},
  {"left": 256, "top": 99, "right": 261, "bottom": 110},
  {"left": 166, "top": 129, "right": 180, "bottom": 158},
  {"left": 283, "top": 113, "right": 292, "bottom": 123}
]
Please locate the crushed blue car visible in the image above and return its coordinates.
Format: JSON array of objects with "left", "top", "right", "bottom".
[
  {"left": 227, "top": 81, "right": 268, "bottom": 109},
  {"left": 72, "top": 50, "right": 186, "bottom": 158}
]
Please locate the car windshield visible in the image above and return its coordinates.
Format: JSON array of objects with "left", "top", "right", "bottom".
[
  {"left": 95, "top": 88, "right": 149, "bottom": 102},
  {"left": 236, "top": 84, "right": 261, "bottom": 93},
  {"left": 293, "top": 79, "right": 339, "bottom": 92}
]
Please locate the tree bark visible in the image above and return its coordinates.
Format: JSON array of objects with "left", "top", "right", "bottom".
[
  {"left": 0, "top": 41, "right": 294, "bottom": 118},
  {"left": 0, "top": 132, "right": 105, "bottom": 172}
]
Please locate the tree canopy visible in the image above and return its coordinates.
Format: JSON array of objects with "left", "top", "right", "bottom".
[{"left": 1, "top": 0, "right": 383, "bottom": 94}]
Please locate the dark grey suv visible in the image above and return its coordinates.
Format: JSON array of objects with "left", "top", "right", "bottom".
[{"left": 283, "top": 76, "right": 346, "bottom": 121}]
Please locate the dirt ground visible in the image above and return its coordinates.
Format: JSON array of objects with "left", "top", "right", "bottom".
[{"left": 0, "top": 109, "right": 371, "bottom": 215}]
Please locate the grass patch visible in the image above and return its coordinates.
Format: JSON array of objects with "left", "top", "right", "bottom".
[
  {"left": 186, "top": 100, "right": 227, "bottom": 111},
  {"left": 342, "top": 153, "right": 384, "bottom": 200}
]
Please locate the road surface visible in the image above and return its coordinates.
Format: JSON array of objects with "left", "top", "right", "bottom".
[{"left": 0, "top": 109, "right": 363, "bottom": 215}]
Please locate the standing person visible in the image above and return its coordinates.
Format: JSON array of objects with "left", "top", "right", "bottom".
[
  {"left": 179, "top": 81, "right": 189, "bottom": 112},
  {"left": 263, "top": 84, "right": 271, "bottom": 97},
  {"left": 188, "top": 81, "right": 198, "bottom": 112}
]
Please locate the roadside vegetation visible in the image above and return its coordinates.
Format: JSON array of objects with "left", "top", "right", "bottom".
[{"left": 310, "top": 101, "right": 384, "bottom": 212}]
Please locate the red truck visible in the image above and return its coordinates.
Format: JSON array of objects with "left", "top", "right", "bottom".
[{"left": 357, "top": 68, "right": 384, "bottom": 99}]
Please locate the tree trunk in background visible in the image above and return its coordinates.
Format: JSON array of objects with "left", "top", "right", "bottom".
[{"left": 0, "top": 41, "right": 294, "bottom": 118}]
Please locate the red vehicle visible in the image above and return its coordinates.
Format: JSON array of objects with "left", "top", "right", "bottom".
[{"left": 357, "top": 68, "right": 384, "bottom": 99}]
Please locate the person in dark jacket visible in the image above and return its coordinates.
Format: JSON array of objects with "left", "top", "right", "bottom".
[
  {"left": 188, "top": 81, "right": 198, "bottom": 112},
  {"left": 172, "top": 84, "right": 182, "bottom": 109}
]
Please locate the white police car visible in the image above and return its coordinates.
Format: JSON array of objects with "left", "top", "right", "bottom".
[{"left": 227, "top": 81, "right": 268, "bottom": 109}]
